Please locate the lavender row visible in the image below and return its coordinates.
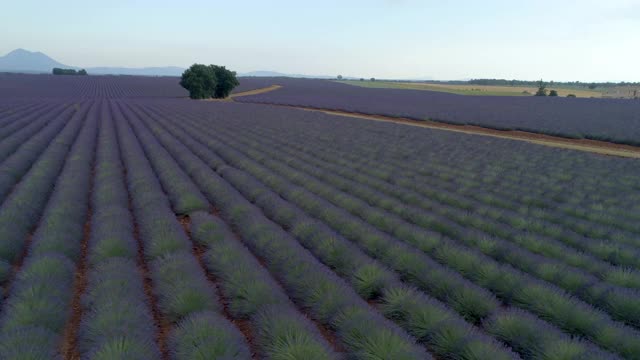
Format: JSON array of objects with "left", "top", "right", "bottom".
[
  {"left": 0, "top": 101, "right": 51, "bottom": 130},
  {"left": 0, "top": 101, "right": 46, "bottom": 125},
  {"left": 0, "top": 103, "right": 57, "bottom": 143},
  {"left": 112, "top": 102, "right": 251, "bottom": 359},
  {"left": 121, "top": 109, "right": 208, "bottom": 215},
  {"left": 125, "top": 103, "right": 431, "bottom": 360},
  {"left": 0, "top": 103, "right": 97, "bottom": 358},
  {"left": 78, "top": 105, "right": 161, "bottom": 358},
  {"left": 191, "top": 212, "right": 339, "bottom": 359},
  {"left": 0, "top": 104, "right": 75, "bottom": 203},
  {"left": 0, "top": 102, "right": 90, "bottom": 283}
]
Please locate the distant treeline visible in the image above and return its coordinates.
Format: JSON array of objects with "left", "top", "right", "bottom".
[
  {"left": 52, "top": 68, "right": 88, "bottom": 76},
  {"left": 465, "top": 79, "right": 640, "bottom": 89}
]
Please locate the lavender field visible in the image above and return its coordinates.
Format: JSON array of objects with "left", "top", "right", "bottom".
[
  {"left": 0, "top": 73, "right": 272, "bottom": 99},
  {"left": 0, "top": 74, "right": 639, "bottom": 359},
  {"left": 235, "top": 77, "right": 640, "bottom": 145}
]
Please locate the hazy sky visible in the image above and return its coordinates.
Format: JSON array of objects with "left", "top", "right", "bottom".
[{"left": 2, "top": 0, "right": 639, "bottom": 81}]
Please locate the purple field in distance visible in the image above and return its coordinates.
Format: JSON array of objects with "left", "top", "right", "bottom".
[
  {"left": 235, "top": 77, "right": 640, "bottom": 145},
  {"left": 0, "top": 74, "right": 638, "bottom": 359},
  {"left": 0, "top": 73, "right": 274, "bottom": 99}
]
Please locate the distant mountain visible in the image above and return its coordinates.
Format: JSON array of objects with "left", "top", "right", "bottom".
[
  {"left": 239, "top": 70, "right": 291, "bottom": 77},
  {"left": 238, "top": 70, "right": 357, "bottom": 79},
  {"left": 1, "top": 49, "right": 402, "bottom": 79},
  {"left": 0, "top": 48, "right": 71, "bottom": 73},
  {"left": 0, "top": 49, "right": 184, "bottom": 76},
  {"left": 87, "top": 66, "right": 185, "bottom": 76}
]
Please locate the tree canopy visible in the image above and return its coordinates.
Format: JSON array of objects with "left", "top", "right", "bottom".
[
  {"left": 535, "top": 79, "right": 547, "bottom": 96},
  {"left": 212, "top": 65, "right": 239, "bottom": 99},
  {"left": 52, "top": 68, "right": 87, "bottom": 75},
  {"left": 180, "top": 64, "right": 239, "bottom": 99}
]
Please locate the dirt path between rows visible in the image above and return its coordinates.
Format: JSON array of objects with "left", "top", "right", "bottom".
[
  {"left": 304, "top": 109, "right": 640, "bottom": 158},
  {"left": 230, "top": 85, "right": 283, "bottom": 98},
  {"left": 226, "top": 84, "right": 640, "bottom": 158}
]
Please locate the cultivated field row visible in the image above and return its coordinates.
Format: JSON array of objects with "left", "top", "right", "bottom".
[{"left": 0, "top": 98, "right": 638, "bottom": 359}]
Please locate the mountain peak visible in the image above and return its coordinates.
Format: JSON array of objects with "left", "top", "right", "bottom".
[
  {"left": 8, "top": 48, "right": 32, "bottom": 54},
  {"left": 9, "top": 48, "right": 33, "bottom": 54},
  {"left": 0, "top": 48, "right": 69, "bottom": 73}
]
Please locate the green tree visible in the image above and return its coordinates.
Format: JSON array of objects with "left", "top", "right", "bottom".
[
  {"left": 53, "top": 68, "right": 80, "bottom": 75},
  {"left": 535, "top": 79, "right": 547, "bottom": 96},
  {"left": 588, "top": 83, "right": 597, "bottom": 89},
  {"left": 566, "top": 94, "right": 576, "bottom": 98},
  {"left": 211, "top": 65, "right": 239, "bottom": 98},
  {"left": 549, "top": 90, "right": 558, "bottom": 96},
  {"left": 180, "top": 64, "right": 217, "bottom": 99},
  {"left": 78, "top": 69, "right": 88, "bottom": 75},
  {"left": 370, "top": 77, "right": 376, "bottom": 82},
  {"left": 337, "top": 75, "right": 343, "bottom": 80}
]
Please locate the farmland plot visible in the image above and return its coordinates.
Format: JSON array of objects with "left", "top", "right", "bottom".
[
  {"left": 234, "top": 77, "right": 640, "bottom": 145},
  {"left": 0, "top": 75, "right": 638, "bottom": 359}
]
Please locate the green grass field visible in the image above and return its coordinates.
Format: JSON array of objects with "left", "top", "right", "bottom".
[{"left": 338, "top": 80, "right": 604, "bottom": 98}]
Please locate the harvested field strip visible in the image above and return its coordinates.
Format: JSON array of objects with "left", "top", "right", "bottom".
[{"left": 230, "top": 85, "right": 282, "bottom": 98}]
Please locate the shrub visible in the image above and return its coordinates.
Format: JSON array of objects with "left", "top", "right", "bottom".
[{"left": 169, "top": 311, "right": 251, "bottom": 360}]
